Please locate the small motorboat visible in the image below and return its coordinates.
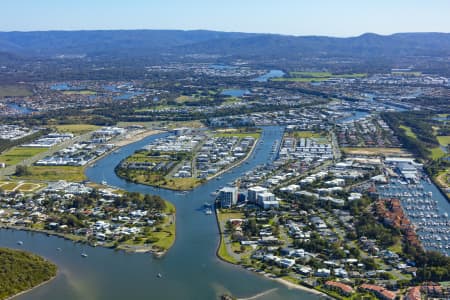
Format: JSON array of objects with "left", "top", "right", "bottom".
[{"left": 81, "top": 252, "right": 88, "bottom": 258}]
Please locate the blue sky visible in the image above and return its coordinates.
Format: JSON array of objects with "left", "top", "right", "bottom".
[{"left": 1, "top": 0, "right": 449, "bottom": 36}]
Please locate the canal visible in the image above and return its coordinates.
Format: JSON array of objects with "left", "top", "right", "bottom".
[{"left": 0, "top": 126, "right": 323, "bottom": 300}]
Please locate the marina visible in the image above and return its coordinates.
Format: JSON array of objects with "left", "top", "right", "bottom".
[{"left": 377, "top": 177, "right": 450, "bottom": 255}]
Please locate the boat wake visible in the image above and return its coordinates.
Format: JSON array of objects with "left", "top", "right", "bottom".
[{"left": 237, "top": 288, "right": 278, "bottom": 300}]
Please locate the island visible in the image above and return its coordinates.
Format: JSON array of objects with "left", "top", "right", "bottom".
[
  {"left": 0, "top": 247, "right": 57, "bottom": 300},
  {"left": 116, "top": 127, "right": 260, "bottom": 190}
]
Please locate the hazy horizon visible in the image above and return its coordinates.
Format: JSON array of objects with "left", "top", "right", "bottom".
[
  {"left": 2, "top": 0, "right": 450, "bottom": 37},
  {"left": 0, "top": 28, "right": 449, "bottom": 39}
]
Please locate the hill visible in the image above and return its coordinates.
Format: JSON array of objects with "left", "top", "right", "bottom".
[{"left": 0, "top": 30, "right": 449, "bottom": 60}]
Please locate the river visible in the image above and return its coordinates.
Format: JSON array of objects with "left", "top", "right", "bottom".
[{"left": 1, "top": 126, "right": 323, "bottom": 300}]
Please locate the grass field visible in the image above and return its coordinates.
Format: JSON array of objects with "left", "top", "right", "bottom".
[
  {"left": 437, "top": 136, "right": 450, "bottom": 146},
  {"left": 399, "top": 125, "right": 417, "bottom": 139},
  {"left": 290, "top": 131, "right": 324, "bottom": 138},
  {"left": 150, "top": 201, "right": 176, "bottom": 250},
  {"left": 117, "top": 120, "right": 205, "bottom": 129},
  {"left": 271, "top": 77, "right": 329, "bottom": 82},
  {"left": 62, "top": 90, "right": 96, "bottom": 95},
  {"left": 214, "top": 132, "right": 261, "bottom": 139},
  {"left": 391, "top": 71, "right": 422, "bottom": 76},
  {"left": 0, "top": 147, "right": 48, "bottom": 166},
  {"left": 53, "top": 124, "right": 100, "bottom": 135},
  {"left": 16, "top": 166, "right": 86, "bottom": 182},
  {"left": 217, "top": 211, "right": 245, "bottom": 223},
  {"left": 163, "top": 177, "right": 203, "bottom": 190},
  {"left": 0, "top": 84, "right": 33, "bottom": 97},
  {"left": 175, "top": 95, "right": 193, "bottom": 103},
  {"left": 0, "top": 181, "right": 44, "bottom": 192},
  {"left": 341, "top": 147, "right": 407, "bottom": 156},
  {"left": 290, "top": 71, "right": 332, "bottom": 78},
  {"left": 272, "top": 72, "right": 367, "bottom": 82},
  {"left": 0, "top": 182, "right": 18, "bottom": 191},
  {"left": 217, "top": 211, "right": 244, "bottom": 264},
  {"left": 430, "top": 147, "right": 446, "bottom": 160},
  {"left": 218, "top": 235, "right": 238, "bottom": 264}
]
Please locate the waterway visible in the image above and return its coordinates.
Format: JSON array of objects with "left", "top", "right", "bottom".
[
  {"left": 252, "top": 70, "right": 285, "bottom": 82},
  {"left": 7, "top": 103, "right": 32, "bottom": 114},
  {"left": 336, "top": 110, "right": 370, "bottom": 124},
  {"left": 221, "top": 89, "right": 251, "bottom": 97},
  {"left": 1, "top": 126, "right": 323, "bottom": 300}
]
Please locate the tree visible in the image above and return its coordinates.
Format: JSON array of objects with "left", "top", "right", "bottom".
[{"left": 15, "top": 165, "right": 31, "bottom": 176}]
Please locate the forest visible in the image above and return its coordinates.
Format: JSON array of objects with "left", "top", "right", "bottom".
[{"left": 0, "top": 248, "right": 57, "bottom": 300}]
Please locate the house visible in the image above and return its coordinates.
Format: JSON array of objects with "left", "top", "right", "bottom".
[
  {"left": 405, "top": 286, "right": 421, "bottom": 300},
  {"left": 360, "top": 284, "right": 396, "bottom": 300},
  {"left": 325, "top": 281, "right": 354, "bottom": 296},
  {"left": 315, "top": 268, "right": 331, "bottom": 277}
]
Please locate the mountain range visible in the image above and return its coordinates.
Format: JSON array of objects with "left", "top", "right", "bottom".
[{"left": 0, "top": 30, "right": 449, "bottom": 60}]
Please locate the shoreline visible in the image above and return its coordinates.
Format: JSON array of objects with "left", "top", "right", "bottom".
[
  {"left": 272, "top": 278, "right": 333, "bottom": 299},
  {"left": 113, "top": 129, "right": 163, "bottom": 148},
  {"left": 6, "top": 273, "right": 57, "bottom": 300},
  {"left": 115, "top": 135, "right": 260, "bottom": 192},
  {"left": 214, "top": 210, "right": 332, "bottom": 299},
  {"left": 0, "top": 215, "right": 173, "bottom": 256},
  {"left": 207, "top": 135, "right": 259, "bottom": 181},
  {"left": 84, "top": 129, "right": 163, "bottom": 169}
]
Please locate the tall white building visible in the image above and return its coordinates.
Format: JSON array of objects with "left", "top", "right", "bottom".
[
  {"left": 219, "top": 187, "right": 238, "bottom": 208},
  {"left": 257, "top": 191, "right": 279, "bottom": 209},
  {"left": 247, "top": 186, "right": 267, "bottom": 203}
]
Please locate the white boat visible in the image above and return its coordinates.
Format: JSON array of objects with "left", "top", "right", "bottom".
[
  {"left": 81, "top": 252, "right": 88, "bottom": 258},
  {"left": 157, "top": 273, "right": 162, "bottom": 278},
  {"left": 101, "top": 180, "right": 107, "bottom": 185},
  {"left": 17, "top": 241, "right": 23, "bottom": 245},
  {"left": 205, "top": 208, "right": 212, "bottom": 215}
]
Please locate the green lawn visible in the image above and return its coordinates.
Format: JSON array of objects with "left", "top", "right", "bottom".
[
  {"left": 430, "top": 147, "right": 446, "bottom": 160},
  {"left": 163, "top": 177, "right": 203, "bottom": 190},
  {"left": 16, "top": 166, "right": 86, "bottom": 182},
  {"left": 152, "top": 218, "right": 175, "bottom": 251},
  {"left": 175, "top": 95, "right": 193, "bottom": 103},
  {"left": 0, "top": 147, "right": 48, "bottom": 166},
  {"left": 437, "top": 136, "right": 450, "bottom": 146},
  {"left": 271, "top": 77, "right": 329, "bottom": 82},
  {"left": 218, "top": 235, "right": 238, "bottom": 264},
  {"left": 272, "top": 72, "right": 367, "bottom": 82},
  {"left": 16, "top": 182, "right": 44, "bottom": 192},
  {"left": 388, "top": 239, "right": 403, "bottom": 254},
  {"left": 399, "top": 125, "right": 417, "bottom": 139},
  {"left": 214, "top": 132, "right": 261, "bottom": 139},
  {"left": 217, "top": 211, "right": 245, "bottom": 223},
  {"left": 290, "top": 131, "right": 325, "bottom": 138},
  {"left": 62, "top": 90, "right": 96, "bottom": 95},
  {"left": 290, "top": 71, "right": 332, "bottom": 78},
  {"left": 341, "top": 147, "right": 406, "bottom": 156},
  {"left": 0, "top": 182, "right": 19, "bottom": 191},
  {"left": 53, "top": 124, "right": 100, "bottom": 135}
]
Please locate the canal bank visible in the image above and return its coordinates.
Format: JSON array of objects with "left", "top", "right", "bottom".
[{"left": 1, "top": 126, "right": 324, "bottom": 300}]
